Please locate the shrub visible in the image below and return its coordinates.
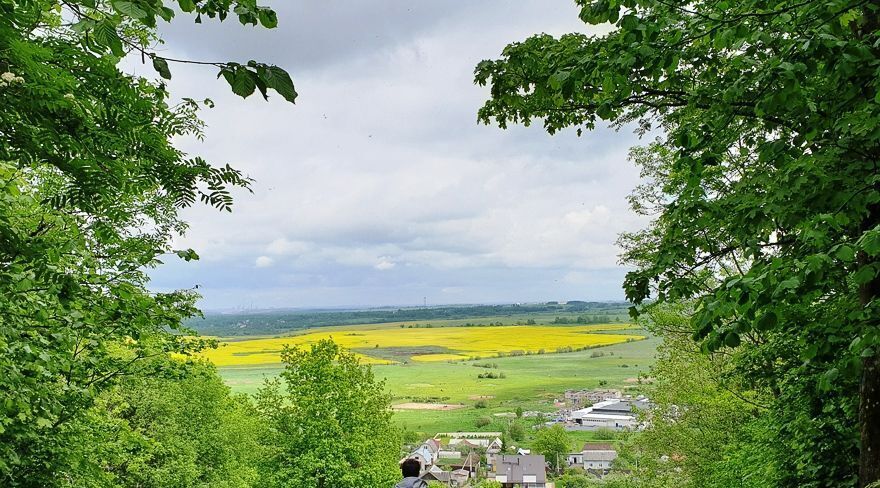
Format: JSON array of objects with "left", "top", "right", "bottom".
[
  {"left": 475, "top": 400, "right": 488, "bottom": 409},
  {"left": 475, "top": 417, "right": 492, "bottom": 427},
  {"left": 593, "top": 428, "right": 615, "bottom": 440}
]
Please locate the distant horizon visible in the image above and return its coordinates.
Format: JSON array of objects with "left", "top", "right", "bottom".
[{"left": 199, "top": 298, "right": 632, "bottom": 315}]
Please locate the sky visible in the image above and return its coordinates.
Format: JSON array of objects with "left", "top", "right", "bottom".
[{"left": 143, "top": 1, "right": 649, "bottom": 310}]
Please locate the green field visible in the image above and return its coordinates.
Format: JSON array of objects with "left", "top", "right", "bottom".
[{"left": 219, "top": 331, "right": 659, "bottom": 433}]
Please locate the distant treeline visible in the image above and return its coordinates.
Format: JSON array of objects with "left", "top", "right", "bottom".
[{"left": 186, "top": 302, "right": 631, "bottom": 336}]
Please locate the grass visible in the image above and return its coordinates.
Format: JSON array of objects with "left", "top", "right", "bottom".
[{"left": 218, "top": 331, "right": 659, "bottom": 434}]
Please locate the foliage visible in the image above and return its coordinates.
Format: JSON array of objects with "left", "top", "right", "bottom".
[
  {"left": 509, "top": 420, "right": 525, "bottom": 441},
  {"left": 255, "top": 340, "right": 400, "bottom": 488},
  {"left": 556, "top": 473, "right": 598, "bottom": 488},
  {"left": 472, "top": 481, "right": 502, "bottom": 488},
  {"left": 532, "top": 424, "right": 571, "bottom": 472},
  {"left": 0, "top": 0, "right": 292, "bottom": 483},
  {"left": 64, "top": 359, "right": 265, "bottom": 488},
  {"left": 476, "top": 0, "right": 880, "bottom": 484},
  {"left": 612, "top": 304, "right": 856, "bottom": 488}
]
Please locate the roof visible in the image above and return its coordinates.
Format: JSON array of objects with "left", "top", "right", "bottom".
[
  {"left": 592, "top": 399, "right": 651, "bottom": 414},
  {"left": 420, "top": 471, "right": 450, "bottom": 482},
  {"left": 583, "top": 451, "right": 618, "bottom": 462},
  {"left": 421, "top": 465, "right": 450, "bottom": 482},
  {"left": 578, "top": 413, "right": 636, "bottom": 421},
  {"left": 495, "top": 454, "right": 546, "bottom": 483}
]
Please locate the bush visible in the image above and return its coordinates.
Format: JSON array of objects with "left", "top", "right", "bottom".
[
  {"left": 475, "top": 400, "right": 488, "bottom": 409},
  {"left": 509, "top": 421, "right": 525, "bottom": 441},
  {"left": 475, "top": 416, "right": 492, "bottom": 427},
  {"left": 556, "top": 473, "right": 597, "bottom": 488},
  {"left": 593, "top": 427, "right": 615, "bottom": 440}
]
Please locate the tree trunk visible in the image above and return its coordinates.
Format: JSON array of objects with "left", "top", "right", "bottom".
[
  {"left": 860, "top": 237, "right": 880, "bottom": 487},
  {"left": 862, "top": 353, "right": 880, "bottom": 487}
]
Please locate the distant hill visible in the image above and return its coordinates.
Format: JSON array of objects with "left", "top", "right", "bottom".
[{"left": 185, "top": 302, "right": 632, "bottom": 336}]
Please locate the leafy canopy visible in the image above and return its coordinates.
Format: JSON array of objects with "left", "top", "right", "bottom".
[
  {"left": 0, "top": 0, "right": 293, "bottom": 483},
  {"left": 476, "top": 1, "right": 880, "bottom": 485},
  {"left": 256, "top": 340, "right": 401, "bottom": 488}
]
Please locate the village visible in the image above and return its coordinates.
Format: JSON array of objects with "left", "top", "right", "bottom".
[{"left": 400, "top": 389, "right": 652, "bottom": 487}]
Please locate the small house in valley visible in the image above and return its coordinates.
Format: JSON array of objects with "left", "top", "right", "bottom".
[{"left": 490, "top": 454, "right": 547, "bottom": 488}]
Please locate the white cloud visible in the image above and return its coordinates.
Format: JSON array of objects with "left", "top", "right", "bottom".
[
  {"left": 255, "top": 256, "right": 274, "bottom": 268},
  {"left": 374, "top": 258, "right": 396, "bottom": 271}
]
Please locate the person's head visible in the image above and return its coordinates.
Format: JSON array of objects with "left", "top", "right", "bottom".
[{"left": 400, "top": 458, "right": 421, "bottom": 478}]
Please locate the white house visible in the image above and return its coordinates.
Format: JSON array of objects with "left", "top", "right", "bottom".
[
  {"left": 568, "top": 443, "right": 618, "bottom": 472},
  {"left": 401, "top": 439, "right": 441, "bottom": 471}
]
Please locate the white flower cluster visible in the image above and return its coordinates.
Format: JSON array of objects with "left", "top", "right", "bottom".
[{"left": 0, "top": 71, "right": 24, "bottom": 87}]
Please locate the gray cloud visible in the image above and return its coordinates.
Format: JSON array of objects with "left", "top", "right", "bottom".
[{"left": 143, "top": 1, "right": 647, "bottom": 309}]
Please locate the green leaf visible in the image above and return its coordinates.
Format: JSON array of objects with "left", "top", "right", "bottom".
[
  {"left": 258, "top": 8, "right": 278, "bottom": 28},
  {"left": 178, "top": 0, "right": 195, "bottom": 13},
  {"left": 263, "top": 65, "right": 297, "bottom": 103},
  {"left": 112, "top": 1, "right": 147, "bottom": 19},
  {"left": 755, "top": 312, "right": 778, "bottom": 331},
  {"left": 835, "top": 244, "right": 855, "bottom": 262},
  {"left": 854, "top": 265, "right": 877, "bottom": 285},
  {"left": 93, "top": 21, "right": 125, "bottom": 57},
  {"left": 724, "top": 332, "right": 741, "bottom": 348},
  {"left": 221, "top": 67, "right": 257, "bottom": 98},
  {"left": 152, "top": 57, "right": 171, "bottom": 80},
  {"left": 859, "top": 229, "right": 880, "bottom": 256}
]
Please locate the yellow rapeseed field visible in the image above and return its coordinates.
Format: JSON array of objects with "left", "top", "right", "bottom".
[{"left": 201, "top": 324, "right": 643, "bottom": 367}]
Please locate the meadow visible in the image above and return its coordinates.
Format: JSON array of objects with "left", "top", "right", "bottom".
[{"left": 212, "top": 321, "right": 658, "bottom": 433}]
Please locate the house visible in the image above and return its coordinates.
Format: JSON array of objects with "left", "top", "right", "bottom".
[
  {"left": 487, "top": 437, "right": 503, "bottom": 454},
  {"left": 402, "top": 439, "right": 442, "bottom": 470},
  {"left": 451, "top": 468, "right": 471, "bottom": 486},
  {"left": 492, "top": 454, "right": 547, "bottom": 487},
  {"left": 568, "top": 443, "right": 617, "bottom": 472},
  {"left": 420, "top": 465, "right": 451, "bottom": 484}
]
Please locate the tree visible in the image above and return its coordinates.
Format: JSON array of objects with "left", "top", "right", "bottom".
[
  {"left": 0, "top": 0, "right": 294, "bottom": 483},
  {"left": 256, "top": 340, "right": 400, "bottom": 488},
  {"left": 532, "top": 424, "right": 570, "bottom": 473},
  {"left": 66, "top": 359, "right": 265, "bottom": 488},
  {"left": 509, "top": 420, "right": 526, "bottom": 442},
  {"left": 476, "top": 1, "right": 880, "bottom": 485}
]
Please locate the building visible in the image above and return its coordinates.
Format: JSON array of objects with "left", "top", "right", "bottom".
[
  {"left": 420, "top": 465, "right": 451, "bottom": 484},
  {"left": 487, "top": 437, "right": 504, "bottom": 454},
  {"left": 402, "top": 439, "right": 441, "bottom": 470},
  {"left": 568, "top": 443, "right": 618, "bottom": 472},
  {"left": 569, "top": 398, "right": 649, "bottom": 430},
  {"left": 492, "top": 454, "right": 547, "bottom": 487}
]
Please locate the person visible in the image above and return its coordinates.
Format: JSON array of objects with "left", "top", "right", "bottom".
[{"left": 395, "top": 458, "right": 427, "bottom": 488}]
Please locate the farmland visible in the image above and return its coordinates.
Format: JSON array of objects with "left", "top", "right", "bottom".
[
  {"left": 201, "top": 323, "right": 643, "bottom": 367},
  {"left": 210, "top": 320, "right": 657, "bottom": 433}
]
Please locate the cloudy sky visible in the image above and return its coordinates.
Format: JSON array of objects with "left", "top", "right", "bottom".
[{"left": 144, "top": 1, "right": 648, "bottom": 310}]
